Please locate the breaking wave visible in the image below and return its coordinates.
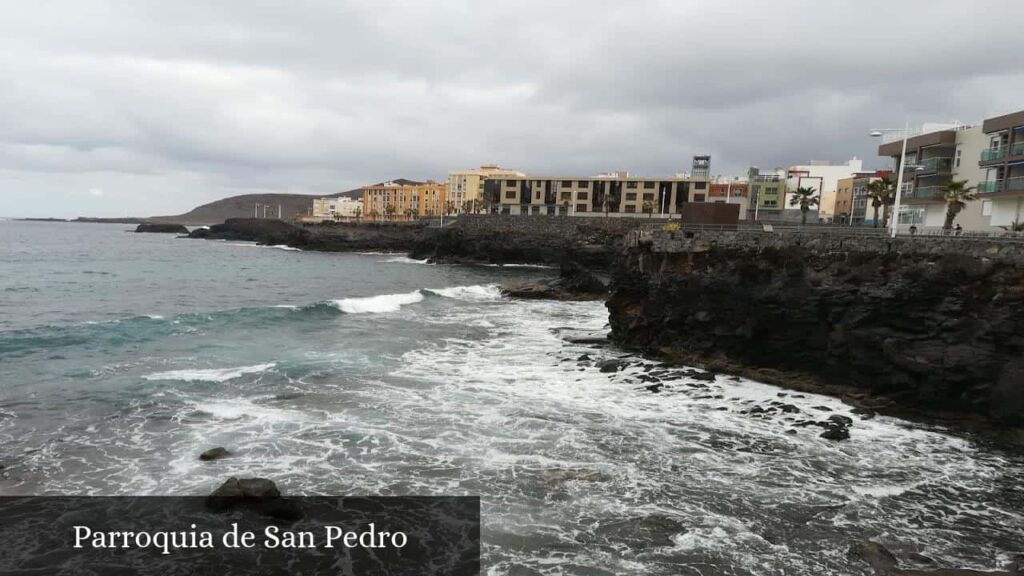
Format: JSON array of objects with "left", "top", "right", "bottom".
[{"left": 142, "top": 363, "right": 277, "bottom": 383}]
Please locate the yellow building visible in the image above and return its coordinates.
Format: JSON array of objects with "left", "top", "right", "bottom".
[
  {"left": 361, "top": 181, "right": 450, "bottom": 220},
  {"left": 448, "top": 165, "right": 524, "bottom": 212}
]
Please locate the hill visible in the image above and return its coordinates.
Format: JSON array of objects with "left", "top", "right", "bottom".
[{"left": 149, "top": 179, "right": 422, "bottom": 225}]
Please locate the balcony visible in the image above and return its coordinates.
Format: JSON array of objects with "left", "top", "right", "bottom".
[
  {"left": 903, "top": 185, "right": 944, "bottom": 200},
  {"left": 1008, "top": 177, "right": 1024, "bottom": 192},
  {"left": 915, "top": 157, "right": 953, "bottom": 172},
  {"left": 978, "top": 180, "right": 1004, "bottom": 194},
  {"left": 1014, "top": 142, "right": 1024, "bottom": 157},
  {"left": 981, "top": 147, "right": 1008, "bottom": 162}
]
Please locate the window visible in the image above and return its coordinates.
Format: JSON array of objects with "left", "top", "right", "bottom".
[
  {"left": 625, "top": 193, "right": 637, "bottom": 201},
  {"left": 561, "top": 192, "right": 571, "bottom": 201},
  {"left": 577, "top": 181, "right": 589, "bottom": 189},
  {"left": 643, "top": 181, "right": 655, "bottom": 189},
  {"left": 505, "top": 190, "right": 516, "bottom": 199},
  {"left": 506, "top": 179, "right": 517, "bottom": 186},
  {"left": 626, "top": 181, "right": 638, "bottom": 189},
  {"left": 535, "top": 190, "right": 541, "bottom": 200},
  {"left": 694, "top": 181, "right": 707, "bottom": 190},
  {"left": 576, "top": 204, "right": 587, "bottom": 212},
  {"left": 577, "top": 192, "right": 588, "bottom": 200},
  {"left": 694, "top": 193, "right": 706, "bottom": 202},
  {"left": 624, "top": 205, "right": 636, "bottom": 213},
  {"left": 982, "top": 200, "right": 992, "bottom": 217},
  {"left": 764, "top": 200, "right": 777, "bottom": 207},
  {"left": 561, "top": 180, "right": 572, "bottom": 187},
  {"left": 955, "top": 148, "right": 962, "bottom": 168},
  {"left": 642, "top": 193, "right": 655, "bottom": 201}
]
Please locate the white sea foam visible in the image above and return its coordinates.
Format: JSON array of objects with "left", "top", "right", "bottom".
[
  {"left": 425, "top": 284, "right": 502, "bottom": 301},
  {"left": 269, "top": 244, "right": 302, "bottom": 251},
  {"left": 383, "top": 256, "right": 430, "bottom": 264},
  {"left": 478, "top": 263, "right": 555, "bottom": 269},
  {"left": 331, "top": 291, "right": 425, "bottom": 314},
  {"left": 142, "top": 363, "right": 276, "bottom": 383}
]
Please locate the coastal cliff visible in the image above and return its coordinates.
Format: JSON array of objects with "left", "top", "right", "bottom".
[{"left": 607, "top": 231, "right": 1024, "bottom": 430}]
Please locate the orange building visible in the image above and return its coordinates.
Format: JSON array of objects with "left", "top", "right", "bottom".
[
  {"left": 361, "top": 181, "right": 450, "bottom": 220},
  {"left": 708, "top": 182, "right": 748, "bottom": 198}
]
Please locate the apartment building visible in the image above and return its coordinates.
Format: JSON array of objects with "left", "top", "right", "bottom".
[
  {"left": 785, "top": 158, "right": 864, "bottom": 222},
  {"left": 977, "top": 110, "right": 1024, "bottom": 227},
  {"left": 483, "top": 172, "right": 710, "bottom": 216},
  {"left": 877, "top": 122, "right": 991, "bottom": 230},
  {"left": 361, "top": 181, "right": 450, "bottom": 220},
  {"left": 448, "top": 165, "right": 524, "bottom": 212},
  {"left": 747, "top": 167, "right": 787, "bottom": 220},
  {"left": 709, "top": 179, "right": 749, "bottom": 220},
  {"left": 311, "top": 196, "right": 363, "bottom": 220},
  {"left": 834, "top": 170, "right": 891, "bottom": 225}
]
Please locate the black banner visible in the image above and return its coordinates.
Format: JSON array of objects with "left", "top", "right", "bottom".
[{"left": 0, "top": 496, "right": 480, "bottom": 575}]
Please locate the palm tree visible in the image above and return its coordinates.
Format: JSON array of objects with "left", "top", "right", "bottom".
[
  {"left": 369, "top": 208, "right": 379, "bottom": 222},
  {"left": 866, "top": 176, "right": 896, "bottom": 228},
  {"left": 642, "top": 200, "right": 655, "bottom": 218},
  {"left": 603, "top": 196, "right": 615, "bottom": 217},
  {"left": 353, "top": 206, "right": 362, "bottom": 223},
  {"left": 445, "top": 201, "right": 456, "bottom": 216},
  {"left": 788, "top": 186, "right": 819, "bottom": 226},
  {"left": 384, "top": 203, "right": 396, "bottom": 221},
  {"left": 562, "top": 199, "right": 570, "bottom": 216},
  {"left": 940, "top": 179, "right": 977, "bottom": 231},
  {"left": 403, "top": 207, "right": 415, "bottom": 221}
]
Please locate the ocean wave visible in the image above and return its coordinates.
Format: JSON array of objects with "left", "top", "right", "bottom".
[
  {"left": 269, "top": 245, "right": 302, "bottom": 251},
  {"left": 142, "top": 363, "right": 276, "bottom": 383},
  {"left": 424, "top": 284, "right": 501, "bottom": 301},
  {"left": 478, "top": 263, "right": 555, "bottom": 269},
  {"left": 382, "top": 256, "right": 430, "bottom": 265},
  {"left": 331, "top": 291, "right": 425, "bottom": 314}
]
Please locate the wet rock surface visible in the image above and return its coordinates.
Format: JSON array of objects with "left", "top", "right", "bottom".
[
  {"left": 135, "top": 223, "right": 189, "bottom": 234},
  {"left": 502, "top": 261, "right": 607, "bottom": 301},
  {"left": 607, "top": 237, "right": 1024, "bottom": 434}
]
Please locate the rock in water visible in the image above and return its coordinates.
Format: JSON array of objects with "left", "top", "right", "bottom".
[
  {"left": 501, "top": 260, "right": 607, "bottom": 301},
  {"left": 852, "top": 541, "right": 898, "bottom": 572},
  {"left": 135, "top": 223, "right": 189, "bottom": 234},
  {"left": 199, "top": 447, "right": 230, "bottom": 461},
  {"left": 205, "top": 477, "right": 302, "bottom": 520},
  {"left": 598, "top": 359, "right": 627, "bottom": 373},
  {"left": 820, "top": 425, "right": 850, "bottom": 441},
  {"left": 827, "top": 414, "right": 854, "bottom": 427}
]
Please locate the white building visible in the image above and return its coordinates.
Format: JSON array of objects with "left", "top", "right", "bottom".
[
  {"left": 785, "top": 158, "right": 864, "bottom": 222},
  {"left": 312, "top": 196, "right": 363, "bottom": 220}
]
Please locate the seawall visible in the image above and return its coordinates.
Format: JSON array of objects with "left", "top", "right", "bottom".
[{"left": 608, "top": 229, "right": 1024, "bottom": 431}]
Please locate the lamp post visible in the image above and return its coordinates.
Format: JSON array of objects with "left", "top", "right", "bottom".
[{"left": 870, "top": 118, "right": 911, "bottom": 238}]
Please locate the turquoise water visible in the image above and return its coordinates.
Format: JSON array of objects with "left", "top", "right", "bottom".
[{"left": 1, "top": 220, "right": 1022, "bottom": 575}]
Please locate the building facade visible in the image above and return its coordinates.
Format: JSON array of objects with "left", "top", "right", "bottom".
[
  {"left": 311, "top": 196, "right": 363, "bottom": 220},
  {"left": 448, "top": 165, "right": 524, "bottom": 212},
  {"left": 977, "top": 110, "right": 1024, "bottom": 227},
  {"left": 747, "top": 167, "right": 787, "bottom": 220},
  {"left": 361, "top": 181, "right": 450, "bottom": 220},
  {"left": 878, "top": 122, "right": 994, "bottom": 231},
  {"left": 785, "top": 158, "right": 864, "bottom": 222},
  {"left": 483, "top": 173, "right": 710, "bottom": 216},
  {"left": 709, "top": 180, "right": 749, "bottom": 220}
]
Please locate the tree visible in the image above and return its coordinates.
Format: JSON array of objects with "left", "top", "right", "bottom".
[
  {"left": 788, "top": 186, "right": 819, "bottom": 226},
  {"left": 642, "top": 200, "right": 655, "bottom": 218},
  {"left": 445, "top": 201, "right": 456, "bottom": 216},
  {"left": 353, "top": 206, "right": 362, "bottom": 223},
  {"left": 369, "top": 208, "right": 379, "bottom": 222},
  {"left": 866, "top": 176, "right": 896, "bottom": 228},
  {"left": 940, "top": 179, "right": 978, "bottom": 231},
  {"left": 403, "top": 207, "right": 415, "bottom": 221},
  {"left": 603, "top": 196, "right": 615, "bottom": 218},
  {"left": 562, "top": 199, "right": 570, "bottom": 216},
  {"left": 384, "top": 203, "right": 396, "bottom": 221}
]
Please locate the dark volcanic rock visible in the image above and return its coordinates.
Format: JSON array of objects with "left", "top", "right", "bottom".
[
  {"left": 205, "top": 477, "right": 302, "bottom": 520},
  {"left": 607, "top": 234, "right": 1024, "bottom": 429},
  {"left": 598, "top": 359, "right": 628, "bottom": 373},
  {"left": 819, "top": 425, "right": 850, "bottom": 441},
  {"left": 199, "top": 447, "right": 230, "bottom": 461},
  {"left": 827, "top": 414, "right": 854, "bottom": 427},
  {"left": 135, "top": 223, "right": 188, "bottom": 234},
  {"left": 502, "top": 261, "right": 607, "bottom": 301}
]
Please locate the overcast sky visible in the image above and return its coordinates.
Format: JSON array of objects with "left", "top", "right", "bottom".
[{"left": 1, "top": 1, "right": 1023, "bottom": 218}]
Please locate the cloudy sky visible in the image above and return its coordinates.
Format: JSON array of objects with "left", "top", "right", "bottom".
[{"left": 1, "top": 0, "right": 1022, "bottom": 218}]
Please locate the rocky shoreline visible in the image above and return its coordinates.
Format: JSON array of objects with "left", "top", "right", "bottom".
[{"left": 185, "top": 219, "right": 1024, "bottom": 446}]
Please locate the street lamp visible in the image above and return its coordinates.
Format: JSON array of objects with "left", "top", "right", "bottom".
[{"left": 869, "top": 118, "right": 911, "bottom": 238}]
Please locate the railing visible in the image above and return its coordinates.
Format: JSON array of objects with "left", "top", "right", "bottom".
[
  {"left": 981, "top": 146, "right": 1008, "bottom": 162},
  {"left": 1008, "top": 177, "right": 1024, "bottom": 192},
  {"left": 916, "top": 157, "right": 953, "bottom": 171},
  {"left": 978, "top": 180, "right": 1005, "bottom": 194},
  {"left": 1014, "top": 142, "right": 1024, "bottom": 157},
  {"left": 903, "top": 186, "right": 943, "bottom": 200}
]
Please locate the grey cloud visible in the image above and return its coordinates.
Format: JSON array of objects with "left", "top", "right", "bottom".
[{"left": 1, "top": 0, "right": 1023, "bottom": 217}]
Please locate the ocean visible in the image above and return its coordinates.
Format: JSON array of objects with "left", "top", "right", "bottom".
[{"left": 1, "top": 220, "right": 1021, "bottom": 575}]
